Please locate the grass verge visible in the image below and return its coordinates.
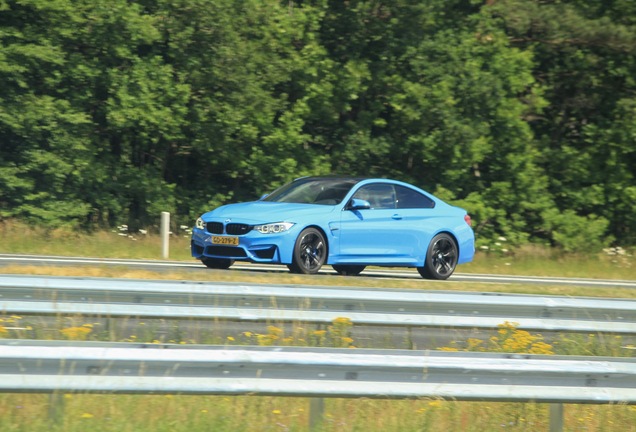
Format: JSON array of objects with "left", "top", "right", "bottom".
[
  {"left": 1, "top": 220, "right": 635, "bottom": 431},
  {"left": 1, "top": 394, "right": 635, "bottom": 432},
  {"left": 1, "top": 219, "right": 634, "bottom": 280}
]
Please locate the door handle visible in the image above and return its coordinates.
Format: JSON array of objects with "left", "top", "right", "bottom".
[{"left": 392, "top": 214, "right": 402, "bottom": 220}]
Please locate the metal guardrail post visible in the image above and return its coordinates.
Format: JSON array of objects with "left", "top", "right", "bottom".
[
  {"left": 48, "top": 392, "right": 64, "bottom": 424},
  {"left": 549, "top": 403, "right": 564, "bottom": 432},
  {"left": 161, "top": 212, "right": 170, "bottom": 259},
  {"left": 309, "top": 397, "right": 325, "bottom": 431}
]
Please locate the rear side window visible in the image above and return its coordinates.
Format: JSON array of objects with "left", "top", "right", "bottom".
[{"left": 395, "top": 185, "right": 435, "bottom": 209}]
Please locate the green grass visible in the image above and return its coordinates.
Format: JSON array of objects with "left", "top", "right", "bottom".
[
  {"left": 0, "top": 220, "right": 194, "bottom": 261},
  {"left": 1, "top": 394, "right": 635, "bottom": 432},
  {"left": 463, "top": 244, "right": 635, "bottom": 280},
  {"left": 1, "top": 219, "right": 635, "bottom": 280},
  {"left": 1, "top": 220, "right": 636, "bottom": 431}
]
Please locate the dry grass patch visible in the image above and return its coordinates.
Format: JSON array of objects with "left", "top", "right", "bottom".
[
  {"left": 2, "top": 264, "right": 636, "bottom": 299},
  {"left": 1, "top": 394, "right": 635, "bottom": 432}
]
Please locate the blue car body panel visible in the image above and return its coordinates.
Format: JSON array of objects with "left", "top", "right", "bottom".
[{"left": 191, "top": 178, "right": 475, "bottom": 269}]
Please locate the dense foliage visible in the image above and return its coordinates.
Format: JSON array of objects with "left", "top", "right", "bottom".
[{"left": 1, "top": 0, "right": 634, "bottom": 251}]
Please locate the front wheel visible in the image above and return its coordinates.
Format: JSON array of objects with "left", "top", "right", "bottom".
[
  {"left": 201, "top": 257, "right": 234, "bottom": 270},
  {"left": 288, "top": 228, "right": 327, "bottom": 274},
  {"left": 332, "top": 265, "right": 366, "bottom": 276},
  {"left": 417, "top": 233, "right": 458, "bottom": 280}
]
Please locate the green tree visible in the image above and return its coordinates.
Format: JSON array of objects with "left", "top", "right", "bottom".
[
  {"left": 146, "top": 0, "right": 337, "bottom": 221},
  {"left": 487, "top": 0, "right": 636, "bottom": 246},
  {"left": 1, "top": 0, "right": 634, "bottom": 251},
  {"left": 0, "top": 0, "right": 93, "bottom": 226},
  {"left": 63, "top": 0, "right": 190, "bottom": 229},
  {"left": 308, "top": 1, "right": 550, "bottom": 244}
]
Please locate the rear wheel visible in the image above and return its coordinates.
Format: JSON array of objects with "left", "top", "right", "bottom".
[
  {"left": 417, "top": 233, "right": 458, "bottom": 280},
  {"left": 201, "top": 257, "right": 234, "bottom": 270},
  {"left": 332, "top": 265, "right": 366, "bottom": 276},
  {"left": 288, "top": 228, "right": 327, "bottom": 274}
]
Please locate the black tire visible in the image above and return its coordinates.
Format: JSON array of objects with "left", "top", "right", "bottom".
[
  {"left": 332, "top": 265, "right": 366, "bottom": 276},
  {"left": 288, "top": 228, "right": 327, "bottom": 274},
  {"left": 201, "top": 257, "right": 234, "bottom": 270},
  {"left": 417, "top": 233, "right": 458, "bottom": 280}
]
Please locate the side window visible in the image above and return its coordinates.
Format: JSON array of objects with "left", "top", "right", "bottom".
[
  {"left": 395, "top": 185, "right": 435, "bottom": 209},
  {"left": 352, "top": 183, "right": 396, "bottom": 209}
]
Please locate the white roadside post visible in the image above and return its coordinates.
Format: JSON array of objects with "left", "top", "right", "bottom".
[{"left": 161, "top": 212, "right": 170, "bottom": 259}]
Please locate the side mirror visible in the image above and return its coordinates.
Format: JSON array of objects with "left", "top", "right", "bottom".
[{"left": 347, "top": 198, "right": 371, "bottom": 210}]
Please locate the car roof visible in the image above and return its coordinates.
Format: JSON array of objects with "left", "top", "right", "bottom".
[
  {"left": 293, "top": 175, "right": 369, "bottom": 182},
  {"left": 293, "top": 175, "right": 419, "bottom": 187}
]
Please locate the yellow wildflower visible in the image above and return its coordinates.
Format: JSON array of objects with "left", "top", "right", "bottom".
[
  {"left": 267, "top": 325, "right": 284, "bottom": 335},
  {"left": 332, "top": 317, "right": 352, "bottom": 325},
  {"left": 60, "top": 326, "right": 92, "bottom": 341}
]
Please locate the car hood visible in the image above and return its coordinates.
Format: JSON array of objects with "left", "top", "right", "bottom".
[{"left": 202, "top": 201, "right": 337, "bottom": 224}]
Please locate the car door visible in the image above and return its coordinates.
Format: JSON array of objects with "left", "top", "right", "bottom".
[{"left": 337, "top": 183, "right": 419, "bottom": 264}]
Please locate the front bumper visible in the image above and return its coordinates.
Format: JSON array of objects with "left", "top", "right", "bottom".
[{"left": 191, "top": 227, "right": 296, "bottom": 264}]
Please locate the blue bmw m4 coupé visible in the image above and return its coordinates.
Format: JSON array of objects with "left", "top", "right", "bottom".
[{"left": 191, "top": 177, "right": 474, "bottom": 279}]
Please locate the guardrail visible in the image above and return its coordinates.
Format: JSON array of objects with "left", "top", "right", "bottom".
[
  {"left": 1, "top": 339, "right": 635, "bottom": 432},
  {"left": 2, "top": 339, "right": 634, "bottom": 402},
  {"left": 1, "top": 275, "right": 636, "bottom": 334}
]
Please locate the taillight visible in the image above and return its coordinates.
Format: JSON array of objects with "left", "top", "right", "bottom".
[{"left": 464, "top": 214, "right": 472, "bottom": 226}]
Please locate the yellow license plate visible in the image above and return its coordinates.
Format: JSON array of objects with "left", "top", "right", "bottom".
[{"left": 211, "top": 236, "right": 239, "bottom": 246}]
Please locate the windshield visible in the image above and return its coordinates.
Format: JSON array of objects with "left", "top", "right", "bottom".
[{"left": 262, "top": 178, "right": 361, "bottom": 205}]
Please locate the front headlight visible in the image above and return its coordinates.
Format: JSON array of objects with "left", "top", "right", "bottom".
[
  {"left": 253, "top": 222, "right": 295, "bottom": 234},
  {"left": 195, "top": 217, "right": 205, "bottom": 230}
]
